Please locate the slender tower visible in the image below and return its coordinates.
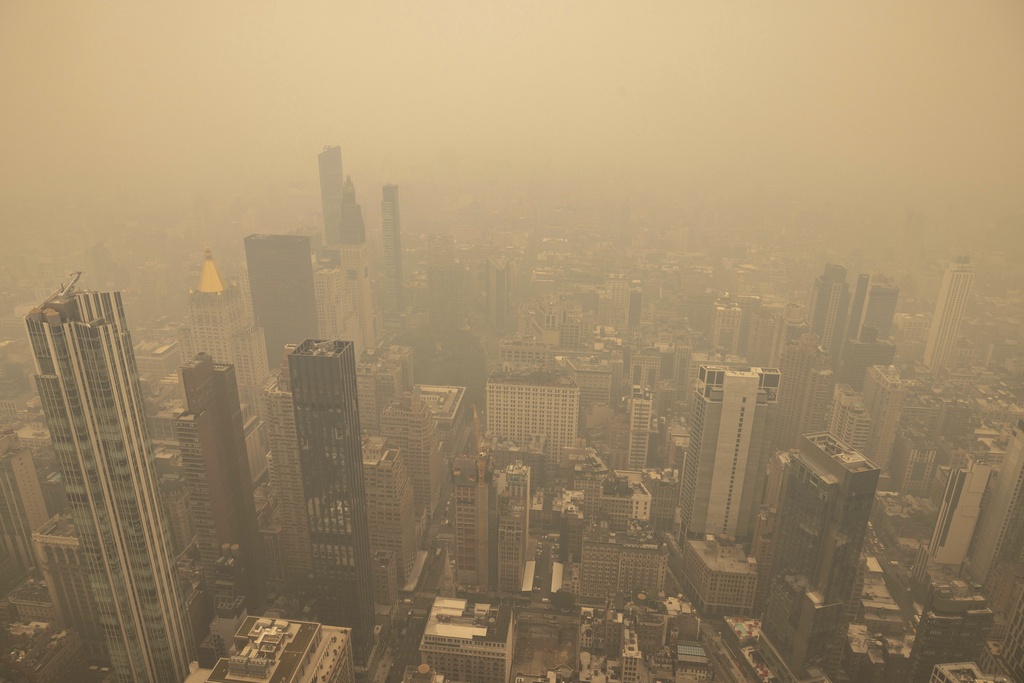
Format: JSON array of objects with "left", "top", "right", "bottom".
[
  {"left": 289, "top": 340, "right": 376, "bottom": 665},
  {"left": 923, "top": 257, "right": 974, "bottom": 371},
  {"left": 25, "top": 284, "right": 193, "bottom": 682},
  {"left": 381, "top": 184, "right": 404, "bottom": 317}
]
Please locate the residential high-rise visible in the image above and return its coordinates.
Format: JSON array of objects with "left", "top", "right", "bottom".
[
  {"left": 176, "top": 354, "right": 263, "bottom": 607},
  {"left": 968, "top": 420, "right": 1024, "bottom": 586},
  {"left": 179, "top": 248, "right": 271, "bottom": 408},
  {"left": 318, "top": 145, "right": 345, "bottom": 245},
  {"left": 775, "top": 333, "right": 834, "bottom": 450},
  {"left": 244, "top": 234, "right": 318, "bottom": 366},
  {"left": 381, "top": 184, "right": 405, "bottom": 317},
  {"left": 0, "top": 431, "right": 48, "bottom": 578},
  {"left": 496, "top": 462, "right": 530, "bottom": 592},
  {"left": 453, "top": 453, "right": 493, "bottom": 590},
  {"left": 288, "top": 340, "right": 376, "bottom": 665},
  {"left": 680, "top": 365, "right": 780, "bottom": 542},
  {"left": 924, "top": 257, "right": 974, "bottom": 371},
  {"left": 907, "top": 580, "right": 994, "bottom": 683},
  {"left": 362, "top": 441, "right": 418, "bottom": 583},
  {"left": 261, "top": 351, "right": 312, "bottom": 583},
  {"left": 486, "top": 369, "right": 580, "bottom": 471},
  {"left": 626, "top": 386, "right": 654, "bottom": 470},
  {"left": 381, "top": 394, "right": 443, "bottom": 516},
  {"left": 808, "top": 264, "right": 851, "bottom": 356},
  {"left": 862, "top": 364, "right": 905, "bottom": 469},
  {"left": 759, "top": 433, "right": 879, "bottom": 682},
  {"left": 26, "top": 288, "right": 194, "bottom": 682},
  {"left": 927, "top": 455, "right": 991, "bottom": 567},
  {"left": 420, "top": 597, "right": 515, "bottom": 683},
  {"left": 826, "top": 384, "right": 871, "bottom": 453}
]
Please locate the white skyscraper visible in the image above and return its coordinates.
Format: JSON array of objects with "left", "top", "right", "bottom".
[
  {"left": 923, "top": 257, "right": 974, "bottom": 371},
  {"left": 681, "top": 365, "right": 780, "bottom": 542},
  {"left": 26, "top": 286, "right": 194, "bottom": 682},
  {"left": 627, "top": 386, "right": 654, "bottom": 470},
  {"left": 827, "top": 384, "right": 871, "bottom": 453},
  {"left": 969, "top": 420, "right": 1024, "bottom": 586},
  {"left": 929, "top": 455, "right": 991, "bottom": 567}
]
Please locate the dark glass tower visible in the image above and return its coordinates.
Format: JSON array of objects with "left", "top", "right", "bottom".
[
  {"left": 381, "top": 184, "right": 404, "bottom": 316},
  {"left": 288, "top": 340, "right": 376, "bottom": 664},
  {"left": 759, "top": 432, "right": 879, "bottom": 681},
  {"left": 26, "top": 288, "right": 194, "bottom": 682},
  {"left": 808, "top": 263, "right": 850, "bottom": 359},
  {"left": 244, "top": 233, "right": 318, "bottom": 366},
  {"left": 176, "top": 353, "right": 263, "bottom": 607}
]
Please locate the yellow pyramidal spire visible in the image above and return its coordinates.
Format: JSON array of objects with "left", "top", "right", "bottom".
[{"left": 197, "top": 247, "right": 226, "bottom": 293}]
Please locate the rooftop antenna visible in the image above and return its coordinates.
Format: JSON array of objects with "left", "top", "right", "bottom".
[{"left": 45, "top": 271, "right": 83, "bottom": 303}]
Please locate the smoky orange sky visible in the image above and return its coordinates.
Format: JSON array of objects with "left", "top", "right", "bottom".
[{"left": 2, "top": 1, "right": 1023, "bottom": 225}]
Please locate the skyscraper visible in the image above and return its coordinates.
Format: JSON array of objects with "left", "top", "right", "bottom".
[
  {"left": 775, "top": 333, "right": 833, "bottom": 451},
  {"left": 680, "top": 365, "right": 780, "bottom": 542},
  {"left": 26, "top": 287, "right": 193, "bottom": 682},
  {"left": 244, "top": 234, "right": 318, "bottom": 366},
  {"left": 453, "top": 453, "right": 493, "bottom": 591},
  {"left": 907, "top": 580, "right": 994, "bottom": 683},
  {"left": 362, "top": 441, "right": 418, "bottom": 583},
  {"left": 486, "top": 255, "right": 514, "bottom": 333},
  {"left": 927, "top": 455, "right": 991, "bottom": 567},
  {"left": 381, "top": 394, "right": 443, "bottom": 516},
  {"left": 836, "top": 325, "right": 896, "bottom": 390},
  {"left": 627, "top": 386, "right": 654, "bottom": 470},
  {"left": 861, "top": 279, "right": 900, "bottom": 339},
  {"left": 381, "top": 184, "right": 404, "bottom": 317},
  {"left": 826, "top": 384, "right": 871, "bottom": 453},
  {"left": 176, "top": 354, "right": 263, "bottom": 607},
  {"left": 968, "top": 420, "right": 1024, "bottom": 586},
  {"left": 288, "top": 340, "right": 376, "bottom": 665},
  {"left": 924, "top": 257, "right": 974, "bottom": 371},
  {"left": 318, "top": 145, "right": 345, "bottom": 245},
  {"left": 0, "top": 431, "right": 47, "bottom": 579},
  {"left": 495, "top": 462, "right": 530, "bottom": 592},
  {"left": 759, "top": 433, "right": 879, "bottom": 682},
  {"left": 179, "top": 248, "right": 271, "bottom": 409},
  {"left": 808, "top": 264, "right": 851, "bottom": 357},
  {"left": 862, "top": 364, "right": 905, "bottom": 469},
  {"left": 427, "top": 235, "right": 465, "bottom": 329}
]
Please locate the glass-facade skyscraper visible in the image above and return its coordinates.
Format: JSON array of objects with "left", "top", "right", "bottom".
[
  {"left": 26, "top": 288, "right": 194, "bottom": 683},
  {"left": 288, "top": 339, "right": 376, "bottom": 665}
]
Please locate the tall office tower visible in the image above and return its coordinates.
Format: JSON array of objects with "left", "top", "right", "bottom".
[
  {"left": 1004, "top": 588, "right": 1024, "bottom": 681},
  {"left": 33, "top": 514, "right": 107, "bottom": 662},
  {"left": 486, "top": 255, "right": 514, "bottom": 333},
  {"left": 0, "top": 432, "right": 47, "bottom": 578},
  {"left": 827, "top": 384, "right": 871, "bottom": 453},
  {"left": 381, "top": 394, "right": 442, "bottom": 515},
  {"left": 244, "top": 234, "right": 318, "bottom": 366},
  {"left": 627, "top": 386, "right": 654, "bottom": 470},
  {"left": 179, "top": 248, "right": 271, "bottom": 409},
  {"left": 288, "top": 340, "right": 376, "bottom": 665},
  {"left": 453, "top": 454, "right": 493, "bottom": 590},
  {"left": 927, "top": 456, "right": 992, "bottom": 567},
  {"left": 329, "top": 178, "right": 380, "bottom": 351},
  {"left": 749, "top": 302, "right": 807, "bottom": 367},
  {"left": 775, "top": 334, "right": 834, "bottom": 451},
  {"left": 836, "top": 325, "right": 896, "bottom": 390},
  {"left": 381, "top": 184, "right": 405, "bottom": 317},
  {"left": 862, "top": 364, "right": 906, "bottom": 469},
  {"left": 356, "top": 345, "right": 415, "bottom": 435},
  {"left": 261, "top": 351, "right": 312, "bottom": 583},
  {"left": 427, "top": 235, "right": 465, "bottom": 329},
  {"left": 710, "top": 300, "right": 743, "bottom": 355},
  {"left": 495, "top": 462, "right": 531, "bottom": 592},
  {"left": 318, "top": 145, "right": 345, "bottom": 245},
  {"left": 759, "top": 433, "right": 879, "bottom": 682},
  {"left": 420, "top": 598, "right": 515, "bottom": 683},
  {"left": 486, "top": 369, "right": 580, "bottom": 472},
  {"left": 846, "top": 273, "right": 871, "bottom": 340},
  {"left": 26, "top": 288, "right": 193, "bottom": 682},
  {"left": 924, "top": 257, "right": 974, "bottom": 371},
  {"left": 907, "top": 580, "right": 994, "bottom": 683},
  {"left": 362, "top": 443, "right": 418, "bottom": 583},
  {"left": 861, "top": 279, "right": 900, "bottom": 339},
  {"left": 313, "top": 253, "right": 362, "bottom": 361},
  {"left": 176, "top": 354, "right": 263, "bottom": 606},
  {"left": 339, "top": 175, "right": 368, "bottom": 244},
  {"left": 626, "top": 284, "right": 644, "bottom": 334},
  {"left": 808, "top": 263, "right": 851, "bottom": 356},
  {"left": 968, "top": 420, "right": 1024, "bottom": 586},
  {"left": 680, "top": 365, "right": 780, "bottom": 542}
]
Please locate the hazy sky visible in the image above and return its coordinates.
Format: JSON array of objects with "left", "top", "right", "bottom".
[{"left": 2, "top": 1, "right": 1023, "bottom": 224}]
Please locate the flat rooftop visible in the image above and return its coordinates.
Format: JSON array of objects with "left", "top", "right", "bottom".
[{"left": 422, "top": 598, "right": 511, "bottom": 645}]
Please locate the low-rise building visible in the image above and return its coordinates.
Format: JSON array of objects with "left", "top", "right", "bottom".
[
  {"left": 680, "top": 536, "right": 758, "bottom": 616},
  {"left": 419, "top": 597, "right": 515, "bottom": 683}
]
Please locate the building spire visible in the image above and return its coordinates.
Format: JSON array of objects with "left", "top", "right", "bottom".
[{"left": 198, "top": 246, "right": 225, "bottom": 293}]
